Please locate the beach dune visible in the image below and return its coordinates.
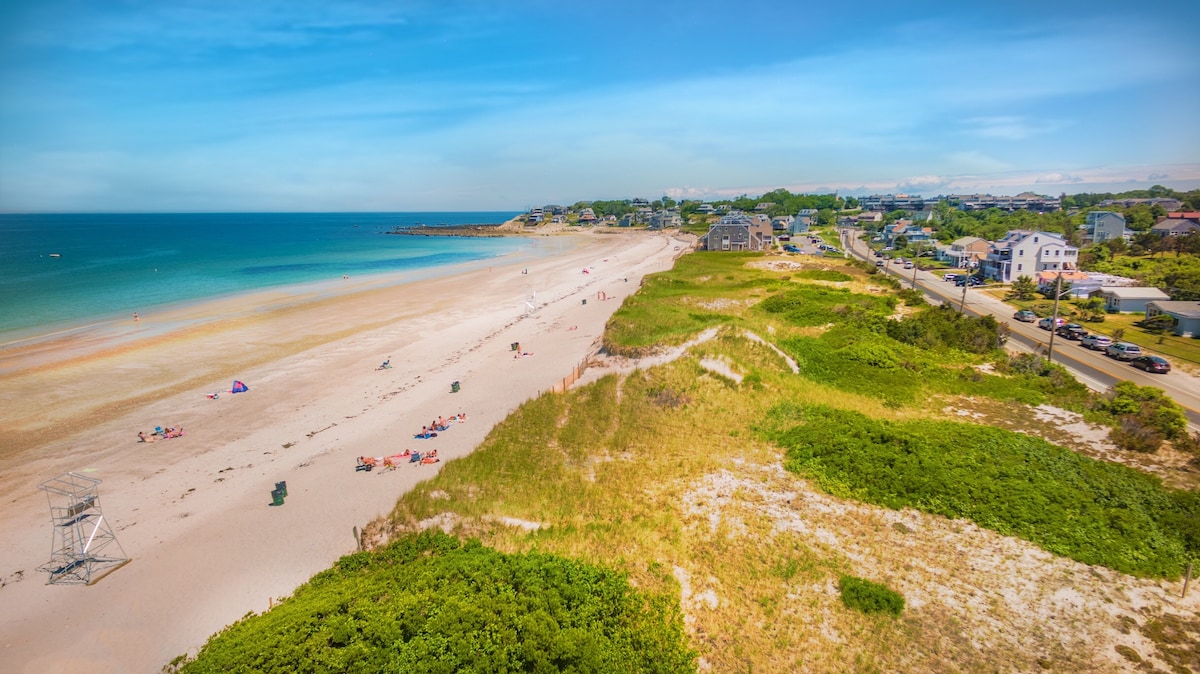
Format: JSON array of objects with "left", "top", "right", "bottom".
[{"left": 0, "top": 229, "right": 689, "bottom": 672}]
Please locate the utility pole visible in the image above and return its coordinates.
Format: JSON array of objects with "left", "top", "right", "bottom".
[
  {"left": 911, "top": 240, "right": 922, "bottom": 289},
  {"left": 1046, "top": 272, "right": 1063, "bottom": 364},
  {"left": 958, "top": 272, "right": 969, "bottom": 314}
]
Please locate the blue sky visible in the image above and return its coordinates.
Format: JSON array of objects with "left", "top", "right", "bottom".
[{"left": 1, "top": 0, "right": 1198, "bottom": 211}]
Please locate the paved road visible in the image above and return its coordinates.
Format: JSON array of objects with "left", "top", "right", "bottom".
[{"left": 838, "top": 228, "right": 1200, "bottom": 428}]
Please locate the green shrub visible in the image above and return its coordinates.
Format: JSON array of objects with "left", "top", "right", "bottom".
[
  {"left": 1097, "top": 381, "right": 1190, "bottom": 443},
  {"left": 180, "top": 531, "right": 696, "bottom": 673},
  {"left": 797, "top": 269, "right": 853, "bottom": 282},
  {"left": 763, "top": 404, "right": 1200, "bottom": 578},
  {"left": 885, "top": 305, "right": 1006, "bottom": 354},
  {"left": 838, "top": 575, "right": 904, "bottom": 617}
]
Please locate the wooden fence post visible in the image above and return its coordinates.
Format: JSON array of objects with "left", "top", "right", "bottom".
[{"left": 1184, "top": 562, "right": 1193, "bottom": 599}]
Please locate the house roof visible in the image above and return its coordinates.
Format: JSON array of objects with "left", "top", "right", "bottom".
[
  {"left": 1167, "top": 212, "right": 1200, "bottom": 220},
  {"left": 1148, "top": 301, "right": 1200, "bottom": 319},
  {"left": 951, "top": 236, "right": 987, "bottom": 248},
  {"left": 1035, "top": 271, "right": 1090, "bottom": 283},
  {"left": 1151, "top": 219, "right": 1200, "bottom": 233},
  {"left": 1098, "top": 287, "right": 1171, "bottom": 300}
]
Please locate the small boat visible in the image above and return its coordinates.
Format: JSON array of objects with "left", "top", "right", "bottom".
[{"left": 49, "top": 253, "right": 61, "bottom": 257}]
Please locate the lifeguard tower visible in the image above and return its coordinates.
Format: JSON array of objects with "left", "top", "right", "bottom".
[{"left": 37, "top": 473, "right": 130, "bottom": 585}]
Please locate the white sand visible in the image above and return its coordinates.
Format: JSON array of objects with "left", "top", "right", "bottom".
[{"left": 0, "top": 229, "right": 689, "bottom": 672}]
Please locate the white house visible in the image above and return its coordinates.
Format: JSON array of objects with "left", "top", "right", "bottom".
[{"left": 981, "top": 230, "right": 1079, "bottom": 283}]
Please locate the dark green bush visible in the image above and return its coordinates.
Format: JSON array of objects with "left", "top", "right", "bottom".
[
  {"left": 838, "top": 575, "right": 904, "bottom": 617},
  {"left": 180, "top": 531, "right": 696, "bottom": 673},
  {"left": 797, "top": 269, "right": 853, "bottom": 282},
  {"left": 885, "top": 305, "right": 1006, "bottom": 354},
  {"left": 763, "top": 404, "right": 1200, "bottom": 578},
  {"left": 1097, "top": 381, "right": 1190, "bottom": 449}
]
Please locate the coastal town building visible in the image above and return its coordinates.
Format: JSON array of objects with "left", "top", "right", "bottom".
[
  {"left": 981, "top": 230, "right": 1078, "bottom": 283},
  {"left": 793, "top": 209, "right": 818, "bottom": 234},
  {"left": 695, "top": 204, "right": 715, "bottom": 214},
  {"left": 939, "top": 236, "right": 989, "bottom": 268},
  {"left": 1145, "top": 301, "right": 1200, "bottom": 337},
  {"left": 1093, "top": 286, "right": 1171, "bottom": 313},
  {"left": 1151, "top": 218, "right": 1200, "bottom": 237},
  {"left": 952, "top": 192, "right": 1062, "bottom": 212},
  {"left": 701, "top": 214, "right": 770, "bottom": 251},
  {"left": 1100, "top": 197, "right": 1183, "bottom": 211},
  {"left": 1081, "top": 211, "right": 1131, "bottom": 243}
]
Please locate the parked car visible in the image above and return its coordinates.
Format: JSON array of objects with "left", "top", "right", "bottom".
[
  {"left": 1055, "top": 323, "right": 1087, "bottom": 340},
  {"left": 1105, "top": 342, "right": 1143, "bottom": 361},
  {"left": 955, "top": 275, "right": 982, "bottom": 287},
  {"left": 1130, "top": 355, "right": 1171, "bottom": 373},
  {"left": 943, "top": 273, "right": 959, "bottom": 281},
  {"left": 1037, "top": 316, "right": 1066, "bottom": 331},
  {"left": 1080, "top": 334, "right": 1112, "bottom": 350},
  {"left": 1012, "top": 310, "right": 1037, "bottom": 323},
  {"left": 782, "top": 244, "right": 801, "bottom": 253}
]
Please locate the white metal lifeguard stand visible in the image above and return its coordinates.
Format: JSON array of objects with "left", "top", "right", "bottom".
[{"left": 37, "top": 472, "right": 130, "bottom": 585}]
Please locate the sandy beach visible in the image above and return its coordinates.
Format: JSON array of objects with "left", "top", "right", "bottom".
[{"left": 0, "top": 228, "right": 690, "bottom": 673}]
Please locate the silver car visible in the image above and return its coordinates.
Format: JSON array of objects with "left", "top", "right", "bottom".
[
  {"left": 1105, "top": 342, "right": 1143, "bottom": 361},
  {"left": 1080, "top": 334, "right": 1112, "bottom": 351}
]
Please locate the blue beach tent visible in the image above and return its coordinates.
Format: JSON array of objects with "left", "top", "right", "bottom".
[{"left": 231, "top": 380, "right": 249, "bottom": 393}]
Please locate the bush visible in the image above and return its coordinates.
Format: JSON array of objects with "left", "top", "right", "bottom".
[
  {"left": 885, "top": 305, "right": 1006, "bottom": 354},
  {"left": 838, "top": 575, "right": 905, "bottom": 617},
  {"left": 1097, "top": 381, "right": 1190, "bottom": 444},
  {"left": 179, "top": 531, "right": 696, "bottom": 673},
  {"left": 763, "top": 404, "right": 1200, "bottom": 578},
  {"left": 797, "top": 269, "right": 853, "bottom": 282}
]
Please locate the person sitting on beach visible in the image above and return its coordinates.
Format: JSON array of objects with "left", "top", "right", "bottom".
[
  {"left": 456, "top": 412, "right": 467, "bottom": 422},
  {"left": 137, "top": 431, "right": 157, "bottom": 443},
  {"left": 377, "top": 358, "right": 391, "bottom": 370}
]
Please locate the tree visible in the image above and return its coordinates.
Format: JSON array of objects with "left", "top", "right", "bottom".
[
  {"left": 1008, "top": 275, "right": 1037, "bottom": 301},
  {"left": 844, "top": 196, "right": 860, "bottom": 209},
  {"left": 893, "top": 234, "right": 908, "bottom": 249}
]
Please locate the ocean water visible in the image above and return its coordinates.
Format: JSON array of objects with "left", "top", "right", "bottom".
[{"left": 0, "top": 212, "right": 523, "bottom": 343}]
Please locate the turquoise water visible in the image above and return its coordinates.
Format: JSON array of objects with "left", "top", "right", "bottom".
[{"left": 0, "top": 212, "right": 522, "bottom": 342}]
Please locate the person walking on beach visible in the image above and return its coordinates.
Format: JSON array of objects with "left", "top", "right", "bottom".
[{"left": 133, "top": 312, "right": 139, "bottom": 322}]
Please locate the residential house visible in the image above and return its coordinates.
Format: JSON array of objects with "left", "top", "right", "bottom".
[
  {"left": 1100, "top": 197, "right": 1183, "bottom": 211},
  {"left": 771, "top": 215, "right": 794, "bottom": 232},
  {"left": 1145, "top": 301, "right": 1200, "bottom": 337},
  {"left": 631, "top": 198, "right": 650, "bottom": 208},
  {"left": 856, "top": 211, "right": 883, "bottom": 225},
  {"left": 528, "top": 207, "right": 544, "bottom": 223},
  {"left": 1151, "top": 219, "right": 1200, "bottom": 237},
  {"left": 618, "top": 214, "right": 635, "bottom": 227},
  {"left": 943, "top": 236, "right": 989, "bottom": 268},
  {"left": 1035, "top": 271, "right": 1093, "bottom": 298},
  {"left": 578, "top": 208, "right": 597, "bottom": 224},
  {"left": 1082, "top": 211, "right": 1130, "bottom": 244},
  {"left": 1167, "top": 211, "right": 1200, "bottom": 221},
  {"left": 702, "top": 215, "right": 768, "bottom": 251},
  {"left": 981, "top": 230, "right": 1079, "bottom": 283},
  {"left": 696, "top": 204, "right": 715, "bottom": 214},
  {"left": 793, "top": 209, "right": 818, "bottom": 234},
  {"left": 1093, "top": 287, "right": 1171, "bottom": 313},
  {"left": 755, "top": 202, "right": 775, "bottom": 212},
  {"left": 953, "top": 192, "right": 1062, "bottom": 212},
  {"left": 650, "top": 209, "right": 682, "bottom": 229},
  {"left": 715, "top": 204, "right": 732, "bottom": 214},
  {"left": 601, "top": 214, "right": 618, "bottom": 224}
]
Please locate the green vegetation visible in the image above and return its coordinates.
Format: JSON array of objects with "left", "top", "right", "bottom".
[
  {"left": 762, "top": 404, "right": 1200, "bottom": 577},
  {"left": 178, "top": 531, "right": 695, "bottom": 673},
  {"left": 795, "top": 269, "right": 853, "bottom": 282},
  {"left": 838, "top": 575, "right": 905, "bottom": 617},
  {"left": 178, "top": 247, "right": 1200, "bottom": 672},
  {"left": 1097, "top": 381, "right": 1194, "bottom": 454}
]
